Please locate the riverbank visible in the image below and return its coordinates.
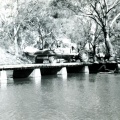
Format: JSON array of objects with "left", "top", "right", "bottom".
[{"left": 0, "top": 47, "right": 31, "bottom": 65}]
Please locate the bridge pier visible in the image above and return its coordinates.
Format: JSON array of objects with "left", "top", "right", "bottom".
[
  {"left": 117, "top": 64, "right": 120, "bottom": 72},
  {"left": 66, "top": 65, "right": 89, "bottom": 74},
  {"left": 57, "top": 67, "right": 67, "bottom": 80},
  {"left": 30, "top": 68, "right": 41, "bottom": 78},
  {"left": 61, "top": 67, "right": 67, "bottom": 75},
  {"left": 0, "top": 70, "right": 7, "bottom": 80},
  {"left": 57, "top": 67, "right": 67, "bottom": 75},
  {"left": 81, "top": 66, "right": 89, "bottom": 74},
  {"left": 0, "top": 70, "right": 7, "bottom": 89}
]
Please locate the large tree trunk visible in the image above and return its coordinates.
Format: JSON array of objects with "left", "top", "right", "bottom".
[
  {"left": 103, "top": 29, "right": 115, "bottom": 60},
  {"left": 38, "top": 26, "right": 43, "bottom": 50},
  {"left": 90, "top": 21, "right": 98, "bottom": 62},
  {"left": 14, "top": 24, "right": 20, "bottom": 57},
  {"left": 14, "top": 27, "right": 19, "bottom": 57}
]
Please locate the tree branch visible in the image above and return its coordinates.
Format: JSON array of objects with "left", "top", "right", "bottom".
[
  {"left": 75, "top": 12, "right": 103, "bottom": 28},
  {"left": 103, "top": 0, "right": 108, "bottom": 13},
  {"left": 13, "top": 23, "right": 21, "bottom": 38},
  {"left": 0, "top": 13, "right": 6, "bottom": 22},
  {"left": 89, "top": 16, "right": 102, "bottom": 28},
  {"left": 90, "top": 3, "right": 104, "bottom": 27},
  {"left": 95, "top": 29, "right": 102, "bottom": 41},
  {"left": 110, "top": 12, "right": 120, "bottom": 27},
  {"left": 98, "top": 1, "right": 106, "bottom": 24},
  {"left": 107, "top": 0, "right": 120, "bottom": 13}
]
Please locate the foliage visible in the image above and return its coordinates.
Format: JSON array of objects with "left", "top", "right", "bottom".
[
  {"left": 51, "top": 0, "right": 120, "bottom": 59},
  {"left": 0, "top": 0, "right": 120, "bottom": 60}
]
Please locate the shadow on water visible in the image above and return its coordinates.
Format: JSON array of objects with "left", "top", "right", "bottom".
[
  {"left": 89, "top": 73, "right": 98, "bottom": 82},
  {"left": 40, "top": 75, "right": 58, "bottom": 85},
  {"left": 0, "top": 78, "right": 33, "bottom": 90},
  {"left": 1, "top": 71, "right": 120, "bottom": 120},
  {"left": 13, "top": 77, "right": 33, "bottom": 85},
  {"left": 67, "top": 73, "right": 90, "bottom": 81}
]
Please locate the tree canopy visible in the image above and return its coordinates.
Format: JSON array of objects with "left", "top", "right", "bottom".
[{"left": 0, "top": 0, "right": 120, "bottom": 59}]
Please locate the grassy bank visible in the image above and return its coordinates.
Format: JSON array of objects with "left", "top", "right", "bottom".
[{"left": 0, "top": 47, "right": 32, "bottom": 65}]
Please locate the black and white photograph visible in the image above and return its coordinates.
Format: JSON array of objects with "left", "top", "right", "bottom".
[{"left": 0, "top": 0, "right": 120, "bottom": 119}]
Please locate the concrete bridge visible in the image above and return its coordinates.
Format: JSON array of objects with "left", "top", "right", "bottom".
[
  {"left": 0, "top": 62, "right": 91, "bottom": 79},
  {"left": 0, "top": 62, "right": 119, "bottom": 80}
]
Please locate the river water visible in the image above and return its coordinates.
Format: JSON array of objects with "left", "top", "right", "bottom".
[{"left": 0, "top": 72, "right": 120, "bottom": 120}]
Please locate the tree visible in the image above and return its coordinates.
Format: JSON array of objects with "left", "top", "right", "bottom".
[
  {"left": 0, "top": 0, "right": 55, "bottom": 57},
  {"left": 0, "top": 0, "right": 28, "bottom": 56},
  {"left": 51, "top": 0, "right": 120, "bottom": 60},
  {"left": 22, "top": 0, "right": 55, "bottom": 50},
  {"left": 88, "top": 21, "right": 102, "bottom": 62},
  {"left": 84, "top": 0, "right": 120, "bottom": 60}
]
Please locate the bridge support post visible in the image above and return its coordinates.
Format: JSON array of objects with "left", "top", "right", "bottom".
[
  {"left": 61, "top": 67, "right": 67, "bottom": 75},
  {"left": 0, "top": 70, "right": 7, "bottom": 89},
  {"left": 30, "top": 68, "right": 41, "bottom": 78},
  {"left": 57, "top": 67, "right": 67, "bottom": 75},
  {"left": 34, "top": 68, "right": 41, "bottom": 77},
  {"left": 33, "top": 68, "right": 41, "bottom": 86},
  {"left": 57, "top": 67, "right": 67, "bottom": 79},
  {"left": 0, "top": 70, "right": 7, "bottom": 80},
  {"left": 117, "top": 64, "right": 120, "bottom": 72},
  {"left": 0, "top": 70, "right": 7, "bottom": 81},
  {"left": 81, "top": 66, "right": 89, "bottom": 74}
]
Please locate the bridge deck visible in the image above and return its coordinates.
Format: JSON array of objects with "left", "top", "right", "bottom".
[{"left": 0, "top": 62, "right": 92, "bottom": 70}]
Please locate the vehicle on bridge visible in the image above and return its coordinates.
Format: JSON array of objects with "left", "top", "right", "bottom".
[{"left": 24, "top": 48, "right": 80, "bottom": 63}]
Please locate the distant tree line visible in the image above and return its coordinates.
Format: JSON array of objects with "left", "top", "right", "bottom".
[{"left": 0, "top": 0, "right": 120, "bottom": 60}]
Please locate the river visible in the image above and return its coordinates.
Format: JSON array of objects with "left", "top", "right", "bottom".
[{"left": 0, "top": 72, "right": 120, "bottom": 120}]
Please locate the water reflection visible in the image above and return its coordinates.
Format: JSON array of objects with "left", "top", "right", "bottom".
[
  {"left": 28, "top": 68, "right": 42, "bottom": 89},
  {"left": 0, "top": 70, "right": 7, "bottom": 90},
  {"left": 0, "top": 73, "right": 120, "bottom": 119},
  {"left": 89, "top": 73, "right": 97, "bottom": 82},
  {"left": 0, "top": 80, "right": 7, "bottom": 90},
  {"left": 33, "top": 76, "right": 41, "bottom": 87},
  {"left": 13, "top": 78, "right": 33, "bottom": 85}
]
